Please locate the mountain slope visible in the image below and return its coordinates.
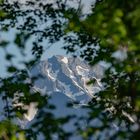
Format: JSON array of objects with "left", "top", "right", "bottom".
[
  {"left": 22, "top": 56, "right": 104, "bottom": 139},
  {"left": 30, "top": 55, "right": 103, "bottom": 105}
]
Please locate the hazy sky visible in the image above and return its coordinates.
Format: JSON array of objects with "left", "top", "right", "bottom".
[
  {"left": 0, "top": 0, "right": 95, "bottom": 77},
  {"left": 0, "top": 28, "right": 68, "bottom": 77}
]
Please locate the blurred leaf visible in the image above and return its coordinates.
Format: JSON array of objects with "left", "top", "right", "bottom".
[
  {"left": 0, "top": 40, "right": 9, "bottom": 47},
  {"left": 7, "top": 66, "right": 17, "bottom": 73}
]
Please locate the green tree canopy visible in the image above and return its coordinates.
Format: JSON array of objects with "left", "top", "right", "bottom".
[{"left": 0, "top": 0, "right": 140, "bottom": 139}]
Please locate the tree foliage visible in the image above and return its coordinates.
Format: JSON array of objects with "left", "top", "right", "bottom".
[{"left": 0, "top": 0, "right": 140, "bottom": 139}]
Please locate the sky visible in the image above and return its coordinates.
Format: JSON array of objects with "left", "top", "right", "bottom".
[
  {"left": 0, "top": 28, "right": 68, "bottom": 77},
  {"left": 0, "top": 0, "right": 95, "bottom": 78}
]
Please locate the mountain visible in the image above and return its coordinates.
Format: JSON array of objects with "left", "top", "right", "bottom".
[
  {"left": 0, "top": 56, "right": 133, "bottom": 139},
  {"left": 23, "top": 55, "right": 104, "bottom": 121},
  {"left": 30, "top": 55, "right": 103, "bottom": 103},
  {"left": 0, "top": 55, "right": 104, "bottom": 139},
  {"left": 19, "top": 55, "right": 104, "bottom": 139}
]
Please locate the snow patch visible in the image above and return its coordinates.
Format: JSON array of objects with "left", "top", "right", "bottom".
[
  {"left": 46, "top": 69, "right": 56, "bottom": 81},
  {"left": 61, "top": 57, "right": 68, "bottom": 64},
  {"left": 76, "top": 66, "right": 89, "bottom": 76},
  {"left": 24, "top": 103, "right": 38, "bottom": 121}
]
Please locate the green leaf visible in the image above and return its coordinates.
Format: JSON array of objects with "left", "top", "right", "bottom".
[
  {"left": 7, "top": 66, "right": 17, "bottom": 73},
  {"left": 0, "top": 41, "right": 9, "bottom": 47}
]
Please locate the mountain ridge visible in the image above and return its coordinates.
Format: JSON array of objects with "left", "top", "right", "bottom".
[{"left": 29, "top": 55, "right": 103, "bottom": 104}]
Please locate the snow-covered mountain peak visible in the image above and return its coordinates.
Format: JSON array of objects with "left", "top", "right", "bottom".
[
  {"left": 30, "top": 56, "right": 103, "bottom": 103},
  {"left": 61, "top": 56, "right": 68, "bottom": 64},
  {"left": 5, "top": 55, "right": 104, "bottom": 129}
]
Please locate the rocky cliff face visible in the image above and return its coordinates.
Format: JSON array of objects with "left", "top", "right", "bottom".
[
  {"left": 20, "top": 55, "right": 104, "bottom": 139},
  {"left": 30, "top": 55, "right": 103, "bottom": 105}
]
